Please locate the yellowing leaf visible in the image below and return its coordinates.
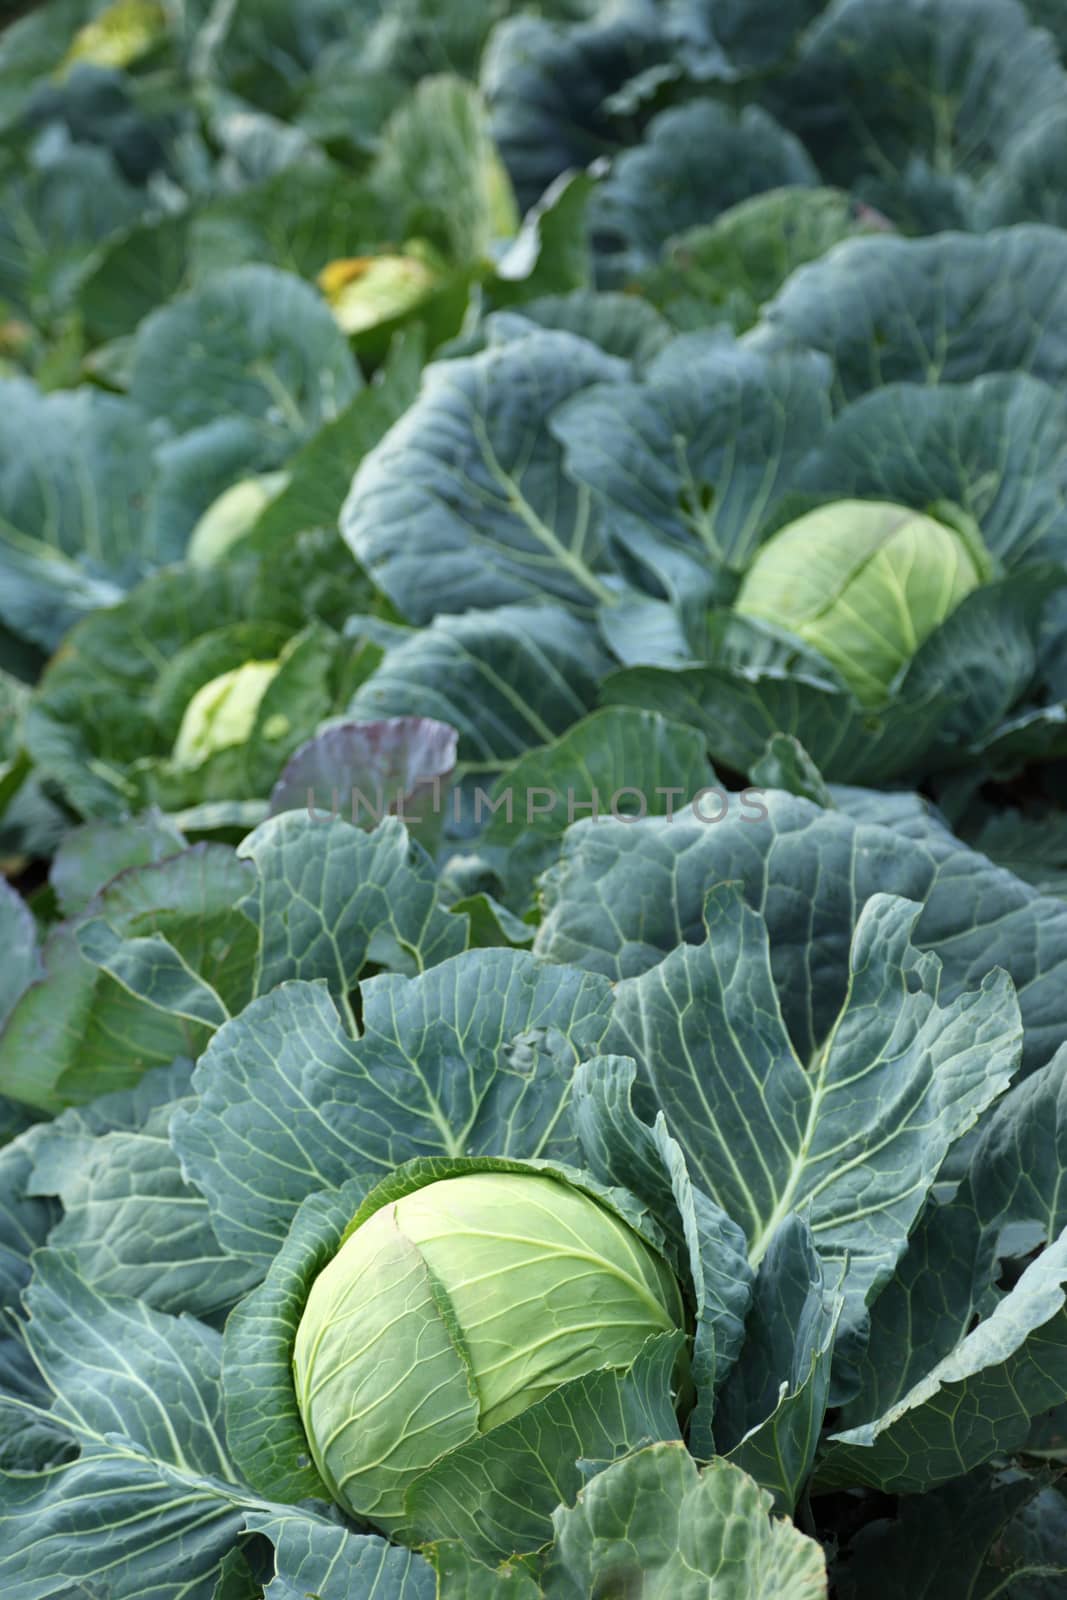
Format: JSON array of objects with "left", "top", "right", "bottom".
[
  {"left": 60, "top": 0, "right": 168, "bottom": 75},
  {"left": 317, "top": 253, "right": 438, "bottom": 335}
]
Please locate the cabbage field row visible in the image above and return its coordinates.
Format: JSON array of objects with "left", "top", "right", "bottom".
[{"left": 3, "top": 1, "right": 1067, "bottom": 1595}]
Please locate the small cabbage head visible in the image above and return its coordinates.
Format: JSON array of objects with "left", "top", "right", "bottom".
[
  {"left": 735, "top": 500, "right": 991, "bottom": 705},
  {"left": 172, "top": 659, "right": 280, "bottom": 769},
  {"left": 187, "top": 471, "right": 290, "bottom": 566},
  {"left": 292, "top": 1170, "right": 686, "bottom": 1531}
]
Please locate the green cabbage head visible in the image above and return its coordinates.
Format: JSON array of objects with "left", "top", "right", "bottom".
[
  {"left": 735, "top": 499, "right": 991, "bottom": 705},
  {"left": 187, "top": 471, "right": 290, "bottom": 565},
  {"left": 172, "top": 659, "right": 280, "bottom": 769},
  {"left": 292, "top": 1169, "right": 686, "bottom": 1532}
]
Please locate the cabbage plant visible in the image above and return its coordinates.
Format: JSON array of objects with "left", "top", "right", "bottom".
[
  {"left": 5, "top": 794, "right": 1067, "bottom": 1596},
  {"left": 734, "top": 500, "right": 991, "bottom": 705}
]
